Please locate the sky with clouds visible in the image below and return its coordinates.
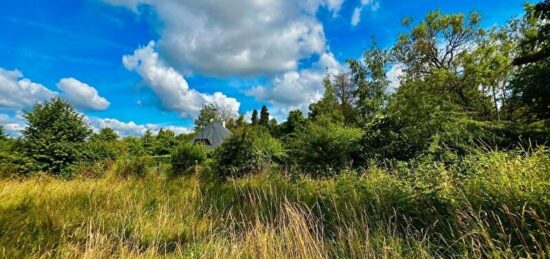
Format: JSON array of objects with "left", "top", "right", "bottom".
[{"left": 0, "top": 0, "right": 532, "bottom": 136}]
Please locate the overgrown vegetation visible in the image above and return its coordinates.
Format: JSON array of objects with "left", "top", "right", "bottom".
[{"left": 1, "top": 1, "right": 549, "bottom": 257}]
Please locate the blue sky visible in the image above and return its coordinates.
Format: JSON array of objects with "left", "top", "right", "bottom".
[{"left": 0, "top": 0, "right": 532, "bottom": 136}]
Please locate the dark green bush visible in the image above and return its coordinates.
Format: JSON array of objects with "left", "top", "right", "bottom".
[
  {"left": 286, "top": 123, "right": 363, "bottom": 177},
  {"left": 214, "top": 126, "right": 285, "bottom": 178},
  {"left": 171, "top": 142, "right": 207, "bottom": 174}
]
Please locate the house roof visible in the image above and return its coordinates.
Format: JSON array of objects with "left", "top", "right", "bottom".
[{"left": 192, "top": 122, "right": 231, "bottom": 148}]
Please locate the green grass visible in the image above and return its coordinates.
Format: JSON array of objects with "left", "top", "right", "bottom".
[{"left": 0, "top": 149, "right": 549, "bottom": 258}]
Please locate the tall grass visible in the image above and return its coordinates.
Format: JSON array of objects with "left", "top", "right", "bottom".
[{"left": 0, "top": 148, "right": 548, "bottom": 258}]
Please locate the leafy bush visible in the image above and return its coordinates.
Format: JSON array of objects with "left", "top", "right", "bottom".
[
  {"left": 286, "top": 123, "right": 363, "bottom": 177},
  {"left": 171, "top": 142, "right": 207, "bottom": 174},
  {"left": 114, "top": 158, "right": 147, "bottom": 178},
  {"left": 214, "top": 126, "right": 285, "bottom": 178}
]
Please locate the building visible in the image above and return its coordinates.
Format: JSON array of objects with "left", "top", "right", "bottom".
[{"left": 192, "top": 122, "right": 231, "bottom": 149}]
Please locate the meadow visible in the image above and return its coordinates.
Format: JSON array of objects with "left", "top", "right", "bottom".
[{"left": 1, "top": 148, "right": 548, "bottom": 258}]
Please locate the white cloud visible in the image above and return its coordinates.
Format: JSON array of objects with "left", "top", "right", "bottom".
[
  {"left": 351, "top": 7, "right": 362, "bottom": 26},
  {"left": 87, "top": 116, "right": 191, "bottom": 137},
  {"left": 57, "top": 78, "right": 110, "bottom": 111},
  {"left": 105, "top": 0, "right": 343, "bottom": 76},
  {"left": 122, "top": 41, "right": 240, "bottom": 118},
  {"left": 350, "top": 0, "right": 380, "bottom": 26},
  {"left": 0, "top": 68, "right": 57, "bottom": 111},
  {"left": 387, "top": 63, "right": 404, "bottom": 92},
  {"left": 0, "top": 113, "right": 26, "bottom": 137},
  {"left": 0, "top": 67, "right": 110, "bottom": 112},
  {"left": 246, "top": 52, "right": 345, "bottom": 120}
]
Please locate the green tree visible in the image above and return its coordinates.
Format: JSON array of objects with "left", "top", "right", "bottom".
[
  {"left": 506, "top": 1, "right": 550, "bottom": 121},
  {"left": 512, "top": 0, "right": 550, "bottom": 66},
  {"left": 90, "top": 127, "right": 119, "bottom": 142},
  {"left": 0, "top": 126, "right": 6, "bottom": 140},
  {"left": 333, "top": 71, "right": 356, "bottom": 125},
  {"left": 21, "top": 98, "right": 92, "bottom": 174},
  {"left": 194, "top": 104, "right": 218, "bottom": 131},
  {"left": 259, "top": 105, "right": 270, "bottom": 127},
  {"left": 154, "top": 129, "right": 177, "bottom": 155},
  {"left": 348, "top": 43, "right": 389, "bottom": 125},
  {"left": 141, "top": 130, "right": 155, "bottom": 155},
  {"left": 236, "top": 114, "right": 246, "bottom": 128},
  {"left": 308, "top": 74, "right": 344, "bottom": 125},
  {"left": 251, "top": 109, "right": 259, "bottom": 125}
]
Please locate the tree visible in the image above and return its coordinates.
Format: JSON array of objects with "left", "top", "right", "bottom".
[
  {"left": 391, "top": 10, "right": 493, "bottom": 118},
  {"left": 194, "top": 103, "right": 238, "bottom": 130},
  {"left": 251, "top": 109, "right": 259, "bottom": 125},
  {"left": 505, "top": 1, "right": 550, "bottom": 121},
  {"left": 0, "top": 126, "right": 6, "bottom": 140},
  {"left": 141, "top": 130, "right": 155, "bottom": 155},
  {"left": 259, "top": 105, "right": 270, "bottom": 127},
  {"left": 512, "top": 0, "right": 550, "bottom": 66},
  {"left": 333, "top": 71, "right": 356, "bottom": 125},
  {"left": 308, "top": 74, "right": 344, "bottom": 125},
  {"left": 21, "top": 98, "right": 91, "bottom": 174},
  {"left": 154, "top": 129, "right": 177, "bottom": 155},
  {"left": 194, "top": 104, "right": 217, "bottom": 131},
  {"left": 284, "top": 110, "right": 306, "bottom": 135},
  {"left": 348, "top": 43, "right": 389, "bottom": 125},
  {"left": 236, "top": 114, "right": 246, "bottom": 128},
  {"left": 90, "top": 127, "right": 119, "bottom": 142}
]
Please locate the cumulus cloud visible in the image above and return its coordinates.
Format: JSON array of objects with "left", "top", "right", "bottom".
[
  {"left": 122, "top": 41, "right": 240, "bottom": 118},
  {"left": 105, "top": 0, "right": 343, "bottom": 76},
  {"left": 0, "top": 113, "right": 26, "bottom": 137},
  {"left": 0, "top": 67, "right": 110, "bottom": 112},
  {"left": 0, "top": 68, "right": 57, "bottom": 111},
  {"left": 351, "top": 0, "right": 380, "bottom": 26},
  {"left": 246, "top": 52, "right": 345, "bottom": 120},
  {"left": 57, "top": 78, "right": 110, "bottom": 111},
  {"left": 87, "top": 116, "right": 191, "bottom": 137}
]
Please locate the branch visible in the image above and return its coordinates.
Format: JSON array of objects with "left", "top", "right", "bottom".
[{"left": 512, "top": 48, "right": 550, "bottom": 66}]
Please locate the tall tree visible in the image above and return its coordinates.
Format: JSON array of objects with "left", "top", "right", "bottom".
[
  {"left": 391, "top": 10, "right": 493, "bottom": 118},
  {"left": 506, "top": 1, "right": 550, "bottom": 121},
  {"left": 512, "top": 0, "right": 550, "bottom": 66},
  {"left": 333, "top": 71, "right": 356, "bottom": 125},
  {"left": 154, "top": 129, "right": 176, "bottom": 155},
  {"left": 308, "top": 74, "right": 344, "bottom": 125},
  {"left": 259, "top": 105, "right": 270, "bottom": 127},
  {"left": 194, "top": 103, "right": 238, "bottom": 130},
  {"left": 21, "top": 98, "right": 91, "bottom": 174},
  {"left": 141, "top": 130, "right": 154, "bottom": 155},
  {"left": 282, "top": 109, "right": 306, "bottom": 135},
  {"left": 0, "top": 126, "right": 6, "bottom": 140},
  {"left": 251, "top": 109, "right": 259, "bottom": 125},
  {"left": 194, "top": 104, "right": 218, "bottom": 130},
  {"left": 348, "top": 43, "right": 389, "bottom": 125}
]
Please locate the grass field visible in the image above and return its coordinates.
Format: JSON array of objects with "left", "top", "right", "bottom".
[{"left": 1, "top": 149, "right": 549, "bottom": 258}]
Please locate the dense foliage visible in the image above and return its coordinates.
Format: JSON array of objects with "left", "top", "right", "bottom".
[
  {"left": 171, "top": 142, "right": 207, "bottom": 174},
  {"left": 214, "top": 126, "right": 284, "bottom": 178}
]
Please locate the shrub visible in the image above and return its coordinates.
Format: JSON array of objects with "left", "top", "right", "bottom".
[
  {"left": 171, "top": 143, "right": 207, "bottom": 174},
  {"left": 286, "top": 123, "right": 363, "bottom": 177},
  {"left": 114, "top": 158, "right": 147, "bottom": 178},
  {"left": 214, "top": 126, "right": 285, "bottom": 178}
]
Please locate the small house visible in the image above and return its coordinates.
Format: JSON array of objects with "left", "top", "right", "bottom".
[{"left": 192, "top": 122, "right": 231, "bottom": 149}]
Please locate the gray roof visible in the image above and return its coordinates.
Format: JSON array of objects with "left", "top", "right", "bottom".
[{"left": 192, "top": 122, "right": 232, "bottom": 148}]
